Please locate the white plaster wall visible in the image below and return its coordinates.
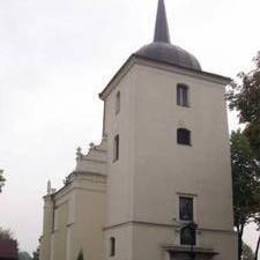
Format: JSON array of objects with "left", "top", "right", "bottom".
[
  {"left": 103, "top": 61, "right": 236, "bottom": 260},
  {"left": 132, "top": 224, "right": 178, "bottom": 260},
  {"left": 52, "top": 201, "right": 68, "bottom": 260},
  {"left": 132, "top": 224, "right": 237, "bottom": 260},
  {"left": 40, "top": 173, "right": 106, "bottom": 260},
  {"left": 39, "top": 196, "right": 53, "bottom": 260},
  {"left": 132, "top": 64, "right": 233, "bottom": 230},
  {"left": 104, "top": 224, "right": 133, "bottom": 260},
  {"left": 198, "top": 229, "right": 237, "bottom": 260},
  {"left": 69, "top": 177, "right": 106, "bottom": 260},
  {"left": 104, "top": 68, "right": 136, "bottom": 226},
  {"left": 131, "top": 63, "right": 236, "bottom": 259}
]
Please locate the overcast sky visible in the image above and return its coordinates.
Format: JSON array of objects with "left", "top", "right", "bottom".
[{"left": 0, "top": 0, "right": 259, "bottom": 254}]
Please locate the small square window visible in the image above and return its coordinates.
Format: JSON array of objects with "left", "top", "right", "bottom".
[{"left": 177, "top": 128, "right": 191, "bottom": 146}]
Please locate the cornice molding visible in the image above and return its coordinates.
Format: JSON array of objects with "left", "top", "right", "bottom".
[
  {"left": 99, "top": 54, "right": 231, "bottom": 101},
  {"left": 104, "top": 220, "right": 236, "bottom": 235}
]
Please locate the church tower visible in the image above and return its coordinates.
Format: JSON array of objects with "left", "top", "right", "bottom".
[
  {"left": 100, "top": 0, "right": 237, "bottom": 259},
  {"left": 39, "top": 1, "right": 237, "bottom": 260}
]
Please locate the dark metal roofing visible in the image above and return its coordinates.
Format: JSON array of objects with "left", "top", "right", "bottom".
[
  {"left": 154, "top": 0, "right": 170, "bottom": 43},
  {"left": 135, "top": 0, "right": 202, "bottom": 71},
  {"left": 137, "top": 42, "right": 201, "bottom": 71}
]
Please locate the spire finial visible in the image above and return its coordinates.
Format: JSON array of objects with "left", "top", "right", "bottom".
[
  {"left": 47, "top": 180, "right": 51, "bottom": 195},
  {"left": 154, "top": 0, "right": 170, "bottom": 43}
]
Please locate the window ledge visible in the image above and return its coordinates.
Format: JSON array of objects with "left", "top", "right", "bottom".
[
  {"left": 177, "top": 105, "right": 191, "bottom": 108},
  {"left": 177, "top": 143, "right": 192, "bottom": 147},
  {"left": 162, "top": 245, "right": 218, "bottom": 255}
]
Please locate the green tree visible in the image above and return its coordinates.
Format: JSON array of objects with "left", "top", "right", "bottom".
[
  {"left": 230, "top": 131, "right": 260, "bottom": 260},
  {"left": 227, "top": 51, "right": 260, "bottom": 160},
  {"left": 0, "top": 169, "right": 6, "bottom": 193},
  {"left": 77, "top": 250, "right": 84, "bottom": 260},
  {"left": 243, "top": 243, "right": 254, "bottom": 260},
  {"left": 32, "top": 246, "right": 40, "bottom": 260},
  {"left": 244, "top": 124, "right": 260, "bottom": 162},
  {"left": 18, "top": 252, "right": 32, "bottom": 260},
  {"left": 0, "top": 227, "right": 14, "bottom": 240},
  {"left": 228, "top": 51, "right": 260, "bottom": 260}
]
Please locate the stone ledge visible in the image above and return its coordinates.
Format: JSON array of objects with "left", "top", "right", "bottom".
[{"left": 163, "top": 245, "right": 218, "bottom": 255}]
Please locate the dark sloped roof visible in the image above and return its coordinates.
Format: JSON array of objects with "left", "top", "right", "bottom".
[
  {"left": 136, "top": 42, "right": 201, "bottom": 71},
  {"left": 136, "top": 0, "right": 202, "bottom": 71}
]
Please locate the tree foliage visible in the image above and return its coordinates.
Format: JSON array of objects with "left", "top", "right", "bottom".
[
  {"left": 32, "top": 246, "right": 40, "bottom": 260},
  {"left": 228, "top": 51, "right": 260, "bottom": 260},
  {"left": 244, "top": 124, "right": 260, "bottom": 161},
  {"left": 227, "top": 51, "right": 260, "bottom": 160},
  {"left": 228, "top": 52, "right": 260, "bottom": 124},
  {"left": 243, "top": 243, "right": 254, "bottom": 260},
  {"left": 0, "top": 227, "right": 15, "bottom": 240},
  {"left": 18, "top": 252, "right": 32, "bottom": 260},
  {"left": 230, "top": 131, "right": 260, "bottom": 260}
]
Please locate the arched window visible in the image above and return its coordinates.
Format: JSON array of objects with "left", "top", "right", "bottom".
[
  {"left": 177, "top": 128, "right": 191, "bottom": 146},
  {"left": 110, "top": 237, "right": 116, "bottom": 257},
  {"left": 177, "top": 84, "right": 189, "bottom": 107},
  {"left": 180, "top": 226, "right": 196, "bottom": 246}
]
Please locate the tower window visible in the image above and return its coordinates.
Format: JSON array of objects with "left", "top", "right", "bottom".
[
  {"left": 110, "top": 237, "right": 116, "bottom": 257},
  {"left": 115, "top": 91, "right": 120, "bottom": 115},
  {"left": 177, "top": 128, "right": 191, "bottom": 146},
  {"left": 179, "top": 197, "right": 196, "bottom": 246},
  {"left": 177, "top": 84, "right": 189, "bottom": 107},
  {"left": 179, "top": 197, "right": 193, "bottom": 221},
  {"left": 180, "top": 225, "right": 196, "bottom": 246},
  {"left": 113, "top": 135, "right": 119, "bottom": 162}
]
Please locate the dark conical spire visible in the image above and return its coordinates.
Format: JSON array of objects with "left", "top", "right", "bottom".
[{"left": 154, "top": 0, "right": 170, "bottom": 43}]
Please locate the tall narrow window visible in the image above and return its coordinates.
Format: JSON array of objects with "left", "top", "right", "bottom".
[
  {"left": 177, "top": 128, "right": 191, "bottom": 146},
  {"left": 179, "top": 197, "right": 193, "bottom": 221},
  {"left": 113, "top": 135, "right": 119, "bottom": 162},
  {"left": 110, "top": 237, "right": 116, "bottom": 257},
  {"left": 52, "top": 201, "right": 56, "bottom": 232},
  {"left": 115, "top": 91, "right": 120, "bottom": 115},
  {"left": 177, "top": 84, "right": 189, "bottom": 107},
  {"left": 179, "top": 197, "right": 196, "bottom": 246}
]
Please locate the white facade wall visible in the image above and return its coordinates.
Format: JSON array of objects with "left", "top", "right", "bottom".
[
  {"left": 103, "top": 60, "right": 237, "bottom": 260},
  {"left": 40, "top": 140, "right": 107, "bottom": 260},
  {"left": 104, "top": 67, "right": 136, "bottom": 227},
  {"left": 40, "top": 57, "right": 237, "bottom": 260}
]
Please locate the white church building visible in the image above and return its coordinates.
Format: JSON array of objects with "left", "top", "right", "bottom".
[{"left": 39, "top": 1, "right": 238, "bottom": 259}]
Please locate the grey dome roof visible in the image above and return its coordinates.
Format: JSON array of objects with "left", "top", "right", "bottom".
[
  {"left": 136, "top": 0, "right": 201, "bottom": 71},
  {"left": 136, "top": 42, "right": 201, "bottom": 71}
]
